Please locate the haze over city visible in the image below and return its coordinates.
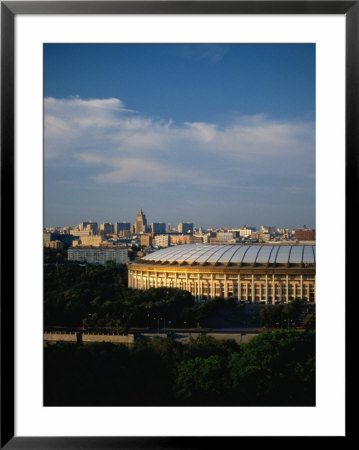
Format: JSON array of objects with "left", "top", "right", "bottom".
[{"left": 44, "top": 44, "right": 315, "bottom": 228}]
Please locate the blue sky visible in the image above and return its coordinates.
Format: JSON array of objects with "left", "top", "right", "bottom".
[{"left": 44, "top": 44, "right": 315, "bottom": 229}]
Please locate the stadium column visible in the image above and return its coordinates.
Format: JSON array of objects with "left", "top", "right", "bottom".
[
  {"left": 286, "top": 274, "right": 289, "bottom": 302},
  {"left": 206, "top": 280, "right": 209, "bottom": 300},
  {"left": 300, "top": 274, "right": 303, "bottom": 299},
  {"left": 272, "top": 274, "right": 275, "bottom": 302},
  {"left": 186, "top": 273, "right": 189, "bottom": 291},
  {"left": 155, "top": 272, "right": 158, "bottom": 288},
  {"left": 175, "top": 272, "right": 177, "bottom": 288},
  {"left": 198, "top": 273, "right": 201, "bottom": 301},
  {"left": 211, "top": 274, "right": 214, "bottom": 299},
  {"left": 265, "top": 274, "right": 268, "bottom": 303},
  {"left": 237, "top": 274, "right": 241, "bottom": 301},
  {"left": 251, "top": 274, "right": 255, "bottom": 302},
  {"left": 164, "top": 272, "right": 167, "bottom": 288},
  {"left": 135, "top": 271, "right": 138, "bottom": 289},
  {"left": 224, "top": 274, "right": 228, "bottom": 299}
]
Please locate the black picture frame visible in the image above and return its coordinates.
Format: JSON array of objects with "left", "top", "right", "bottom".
[{"left": 1, "top": 1, "right": 352, "bottom": 447}]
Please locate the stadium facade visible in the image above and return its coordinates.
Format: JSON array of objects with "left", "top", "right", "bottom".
[{"left": 127, "top": 244, "right": 315, "bottom": 303}]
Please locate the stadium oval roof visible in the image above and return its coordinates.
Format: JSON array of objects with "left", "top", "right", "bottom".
[{"left": 139, "top": 244, "right": 315, "bottom": 265}]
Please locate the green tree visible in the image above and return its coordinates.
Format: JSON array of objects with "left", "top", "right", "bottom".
[
  {"left": 228, "top": 330, "right": 315, "bottom": 406},
  {"left": 174, "top": 355, "right": 229, "bottom": 405}
]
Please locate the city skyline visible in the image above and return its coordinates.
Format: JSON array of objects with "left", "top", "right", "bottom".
[
  {"left": 44, "top": 44, "right": 315, "bottom": 229},
  {"left": 45, "top": 209, "right": 313, "bottom": 233}
]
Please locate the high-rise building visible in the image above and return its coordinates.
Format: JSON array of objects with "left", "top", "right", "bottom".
[
  {"left": 178, "top": 222, "right": 193, "bottom": 234},
  {"left": 99, "top": 222, "right": 114, "bottom": 235},
  {"left": 114, "top": 222, "right": 131, "bottom": 233},
  {"left": 78, "top": 221, "right": 98, "bottom": 233},
  {"left": 151, "top": 222, "right": 166, "bottom": 234},
  {"left": 135, "top": 209, "right": 147, "bottom": 234}
]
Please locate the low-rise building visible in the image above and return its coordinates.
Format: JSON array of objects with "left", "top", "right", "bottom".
[
  {"left": 72, "top": 235, "right": 104, "bottom": 247},
  {"left": 67, "top": 246, "right": 129, "bottom": 265},
  {"left": 170, "top": 235, "right": 191, "bottom": 245},
  {"left": 294, "top": 229, "right": 316, "bottom": 241},
  {"left": 140, "top": 234, "right": 153, "bottom": 248},
  {"left": 44, "top": 240, "right": 64, "bottom": 250},
  {"left": 153, "top": 234, "right": 170, "bottom": 248}
]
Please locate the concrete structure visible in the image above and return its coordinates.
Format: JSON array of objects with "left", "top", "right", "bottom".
[
  {"left": 44, "top": 332, "right": 135, "bottom": 345},
  {"left": 135, "top": 208, "right": 147, "bottom": 234},
  {"left": 128, "top": 244, "right": 315, "bottom": 303},
  {"left": 68, "top": 246, "right": 129, "bottom": 265}
]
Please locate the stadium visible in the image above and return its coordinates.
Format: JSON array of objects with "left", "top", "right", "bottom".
[{"left": 128, "top": 244, "right": 316, "bottom": 303}]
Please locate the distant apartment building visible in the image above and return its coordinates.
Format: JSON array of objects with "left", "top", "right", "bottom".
[
  {"left": 119, "top": 230, "right": 132, "bottom": 239},
  {"left": 202, "top": 234, "right": 211, "bottom": 244},
  {"left": 217, "top": 232, "right": 234, "bottom": 242},
  {"left": 151, "top": 222, "right": 166, "bottom": 234},
  {"left": 99, "top": 222, "right": 114, "bottom": 235},
  {"left": 70, "top": 229, "right": 95, "bottom": 238},
  {"left": 114, "top": 222, "right": 131, "bottom": 233},
  {"left": 78, "top": 221, "right": 98, "bottom": 233},
  {"left": 43, "top": 232, "right": 75, "bottom": 249},
  {"left": 68, "top": 246, "right": 129, "bottom": 265},
  {"left": 230, "top": 227, "right": 253, "bottom": 238},
  {"left": 294, "top": 229, "right": 316, "bottom": 241},
  {"left": 178, "top": 222, "right": 193, "bottom": 234},
  {"left": 239, "top": 227, "right": 254, "bottom": 237},
  {"left": 258, "top": 232, "right": 271, "bottom": 242},
  {"left": 140, "top": 234, "right": 153, "bottom": 248},
  {"left": 153, "top": 234, "right": 170, "bottom": 247},
  {"left": 44, "top": 240, "right": 64, "bottom": 250},
  {"left": 135, "top": 209, "right": 148, "bottom": 234},
  {"left": 170, "top": 235, "right": 191, "bottom": 245},
  {"left": 72, "top": 235, "right": 104, "bottom": 247},
  {"left": 260, "top": 226, "right": 277, "bottom": 235},
  {"left": 189, "top": 236, "right": 203, "bottom": 244}
]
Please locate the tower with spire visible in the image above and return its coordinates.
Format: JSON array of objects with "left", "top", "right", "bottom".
[{"left": 135, "top": 208, "right": 148, "bottom": 234}]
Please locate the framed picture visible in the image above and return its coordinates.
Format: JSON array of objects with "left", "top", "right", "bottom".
[{"left": 1, "top": 1, "right": 352, "bottom": 447}]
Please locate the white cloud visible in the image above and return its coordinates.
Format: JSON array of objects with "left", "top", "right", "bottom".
[{"left": 44, "top": 96, "right": 315, "bottom": 187}]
